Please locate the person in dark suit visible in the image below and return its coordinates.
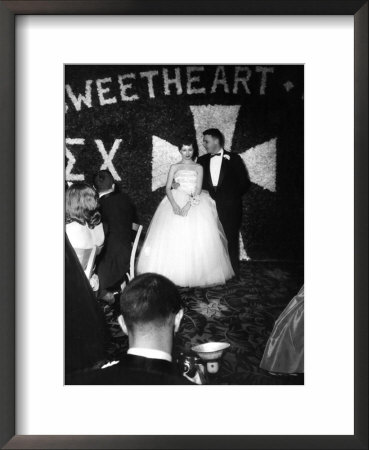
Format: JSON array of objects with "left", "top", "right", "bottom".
[
  {"left": 65, "top": 234, "right": 108, "bottom": 375},
  {"left": 66, "top": 273, "right": 193, "bottom": 385},
  {"left": 198, "top": 128, "right": 250, "bottom": 275},
  {"left": 93, "top": 171, "right": 135, "bottom": 299}
]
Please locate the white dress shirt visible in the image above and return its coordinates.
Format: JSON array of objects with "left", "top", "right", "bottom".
[
  {"left": 127, "top": 347, "right": 172, "bottom": 362},
  {"left": 99, "top": 187, "right": 115, "bottom": 198},
  {"left": 209, "top": 148, "right": 224, "bottom": 186}
]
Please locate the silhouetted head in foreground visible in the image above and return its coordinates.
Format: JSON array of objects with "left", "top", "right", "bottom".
[{"left": 118, "top": 273, "right": 184, "bottom": 355}]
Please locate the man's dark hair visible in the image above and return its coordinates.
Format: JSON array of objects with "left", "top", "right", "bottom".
[
  {"left": 120, "top": 273, "right": 182, "bottom": 329},
  {"left": 93, "top": 170, "right": 115, "bottom": 193},
  {"left": 203, "top": 128, "right": 225, "bottom": 148}
]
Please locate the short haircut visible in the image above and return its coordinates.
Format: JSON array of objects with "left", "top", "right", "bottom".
[
  {"left": 94, "top": 170, "right": 115, "bottom": 193},
  {"left": 65, "top": 182, "right": 101, "bottom": 229},
  {"left": 179, "top": 138, "right": 199, "bottom": 161},
  {"left": 120, "top": 273, "right": 182, "bottom": 330},
  {"left": 203, "top": 128, "right": 225, "bottom": 148}
]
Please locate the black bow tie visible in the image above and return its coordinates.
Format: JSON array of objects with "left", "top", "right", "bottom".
[{"left": 210, "top": 152, "right": 222, "bottom": 158}]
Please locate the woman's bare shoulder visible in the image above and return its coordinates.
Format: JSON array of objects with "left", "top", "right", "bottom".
[
  {"left": 167, "top": 164, "right": 182, "bottom": 181},
  {"left": 169, "top": 163, "right": 181, "bottom": 171}
]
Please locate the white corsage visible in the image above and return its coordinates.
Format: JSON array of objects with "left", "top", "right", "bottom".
[
  {"left": 89, "top": 273, "right": 100, "bottom": 291},
  {"left": 190, "top": 194, "right": 200, "bottom": 206},
  {"left": 224, "top": 154, "right": 230, "bottom": 160}
]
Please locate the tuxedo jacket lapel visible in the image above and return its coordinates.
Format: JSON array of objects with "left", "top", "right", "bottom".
[
  {"left": 203, "top": 155, "right": 216, "bottom": 196},
  {"left": 217, "top": 151, "right": 230, "bottom": 189}
]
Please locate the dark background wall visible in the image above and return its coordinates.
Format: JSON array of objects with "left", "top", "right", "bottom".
[{"left": 65, "top": 64, "right": 304, "bottom": 261}]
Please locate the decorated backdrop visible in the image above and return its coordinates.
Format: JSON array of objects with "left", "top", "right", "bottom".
[{"left": 65, "top": 65, "right": 304, "bottom": 260}]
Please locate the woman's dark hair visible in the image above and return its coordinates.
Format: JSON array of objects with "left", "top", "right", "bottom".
[
  {"left": 65, "top": 182, "right": 101, "bottom": 228},
  {"left": 179, "top": 139, "right": 199, "bottom": 161},
  {"left": 203, "top": 128, "right": 225, "bottom": 148},
  {"left": 120, "top": 273, "right": 182, "bottom": 330}
]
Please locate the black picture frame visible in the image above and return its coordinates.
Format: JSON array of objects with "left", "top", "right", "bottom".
[{"left": 0, "top": 1, "right": 367, "bottom": 449}]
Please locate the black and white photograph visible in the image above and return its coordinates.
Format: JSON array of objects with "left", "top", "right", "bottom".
[
  {"left": 1, "top": 2, "right": 366, "bottom": 445},
  {"left": 65, "top": 64, "right": 304, "bottom": 385}
]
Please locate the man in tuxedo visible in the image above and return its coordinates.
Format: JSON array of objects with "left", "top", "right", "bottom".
[
  {"left": 66, "top": 273, "right": 193, "bottom": 385},
  {"left": 94, "top": 170, "right": 135, "bottom": 300},
  {"left": 198, "top": 128, "right": 250, "bottom": 275}
]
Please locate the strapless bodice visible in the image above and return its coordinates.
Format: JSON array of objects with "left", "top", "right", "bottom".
[{"left": 174, "top": 169, "right": 197, "bottom": 195}]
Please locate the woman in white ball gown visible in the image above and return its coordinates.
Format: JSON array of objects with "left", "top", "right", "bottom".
[{"left": 136, "top": 141, "right": 234, "bottom": 287}]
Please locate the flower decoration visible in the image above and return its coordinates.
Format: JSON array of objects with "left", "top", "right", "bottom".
[
  {"left": 190, "top": 194, "right": 200, "bottom": 206},
  {"left": 89, "top": 273, "right": 99, "bottom": 292}
]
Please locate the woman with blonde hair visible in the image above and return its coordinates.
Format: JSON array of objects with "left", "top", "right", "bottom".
[{"left": 66, "top": 182, "right": 105, "bottom": 274}]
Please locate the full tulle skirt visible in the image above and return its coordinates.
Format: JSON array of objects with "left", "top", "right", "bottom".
[{"left": 136, "top": 189, "right": 234, "bottom": 287}]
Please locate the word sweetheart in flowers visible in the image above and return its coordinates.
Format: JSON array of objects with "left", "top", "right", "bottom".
[{"left": 65, "top": 66, "right": 275, "bottom": 112}]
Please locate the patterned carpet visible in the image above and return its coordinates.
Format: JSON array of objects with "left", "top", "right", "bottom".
[{"left": 102, "top": 261, "right": 304, "bottom": 385}]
